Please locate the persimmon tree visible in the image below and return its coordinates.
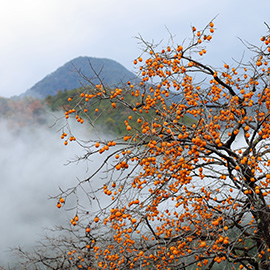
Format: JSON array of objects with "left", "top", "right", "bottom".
[{"left": 21, "top": 21, "right": 270, "bottom": 269}]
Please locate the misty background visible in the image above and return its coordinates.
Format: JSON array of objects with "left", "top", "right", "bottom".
[
  {"left": 1, "top": 0, "right": 269, "bottom": 268},
  {"left": 0, "top": 116, "right": 103, "bottom": 268}
]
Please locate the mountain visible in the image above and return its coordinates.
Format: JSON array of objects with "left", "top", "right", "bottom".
[{"left": 23, "top": 57, "right": 136, "bottom": 98}]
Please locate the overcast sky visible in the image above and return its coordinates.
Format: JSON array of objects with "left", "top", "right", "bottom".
[{"left": 0, "top": 0, "right": 269, "bottom": 97}]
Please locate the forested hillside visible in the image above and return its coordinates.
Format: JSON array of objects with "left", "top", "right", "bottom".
[
  {"left": 45, "top": 87, "right": 153, "bottom": 136},
  {"left": 0, "top": 56, "right": 139, "bottom": 134},
  {"left": 0, "top": 96, "right": 46, "bottom": 127}
]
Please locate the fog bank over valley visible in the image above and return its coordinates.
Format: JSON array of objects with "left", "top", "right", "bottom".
[{"left": 0, "top": 117, "right": 101, "bottom": 268}]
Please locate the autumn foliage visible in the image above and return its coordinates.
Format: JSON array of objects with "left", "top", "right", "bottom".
[
  {"left": 0, "top": 97, "right": 45, "bottom": 127},
  {"left": 22, "top": 21, "right": 270, "bottom": 269}
]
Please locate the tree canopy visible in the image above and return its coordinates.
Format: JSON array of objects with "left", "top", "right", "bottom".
[{"left": 18, "top": 21, "right": 270, "bottom": 270}]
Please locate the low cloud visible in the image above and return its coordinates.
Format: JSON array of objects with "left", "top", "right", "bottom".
[{"left": 0, "top": 117, "right": 104, "bottom": 268}]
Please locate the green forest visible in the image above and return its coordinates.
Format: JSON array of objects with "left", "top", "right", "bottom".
[{"left": 0, "top": 87, "right": 194, "bottom": 136}]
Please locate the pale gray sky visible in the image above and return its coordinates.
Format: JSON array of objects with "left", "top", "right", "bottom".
[{"left": 0, "top": 0, "right": 269, "bottom": 97}]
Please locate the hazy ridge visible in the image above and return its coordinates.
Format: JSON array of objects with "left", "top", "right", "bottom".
[{"left": 22, "top": 56, "right": 136, "bottom": 99}]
